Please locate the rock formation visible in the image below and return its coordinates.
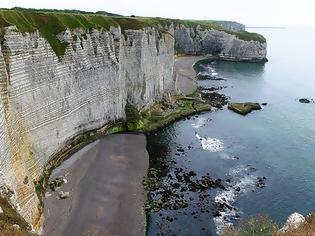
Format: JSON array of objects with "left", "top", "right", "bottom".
[
  {"left": 175, "top": 24, "right": 267, "bottom": 62},
  {"left": 0, "top": 10, "right": 267, "bottom": 233},
  {"left": 280, "top": 213, "right": 305, "bottom": 233},
  {"left": 0, "top": 24, "right": 175, "bottom": 232},
  {"left": 228, "top": 102, "right": 262, "bottom": 115}
]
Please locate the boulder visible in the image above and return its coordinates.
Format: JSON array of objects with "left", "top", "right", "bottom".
[
  {"left": 12, "top": 224, "right": 20, "bottom": 229},
  {"left": 49, "top": 176, "right": 68, "bottom": 191},
  {"left": 280, "top": 212, "right": 305, "bottom": 232},
  {"left": 0, "top": 206, "right": 3, "bottom": 214},
  {"left": 228, "top": 102, "right": 262, "bottom": 115},
  {"left": 299, "top": 98, "right": 311, "bottom": 103},
  {"left": 58, "top": 191, "right": 70, "bottom": 199},
  {"left": 45, "top": 192, "right": 52, "bottom": 198}
]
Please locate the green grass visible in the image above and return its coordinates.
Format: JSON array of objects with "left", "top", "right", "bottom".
[
  {"left": 0, "top": 198, "right": 34, "bottom": 235},
  {"left": 229, "top": 30, "right": 266, "bottom": 44},
  {"left": 125, "top": 103, "right": 145, "bottom": 131},
  {"left": 124, "top": 96, "right": 211, "bottom": 133},
  {"left": 222, "top": 216, "right": 278, "bottom": 236},
  {"left": 0, "top": 8, "right": 266, "bottom": 57},
  {"left": 10, "top": 7, "right": 122, "bottom": 17}
]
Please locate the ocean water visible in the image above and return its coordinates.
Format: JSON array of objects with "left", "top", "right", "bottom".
[{"left": 146, "top": 28, "right": 315, "bottom": 235}]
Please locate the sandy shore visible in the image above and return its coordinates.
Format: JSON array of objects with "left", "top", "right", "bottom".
[
  {"left": 43, "top": 134, "right": 148, "bottom": 236},
  {"left": 175, "top": 56, "right": 206, "bottom": 95}
]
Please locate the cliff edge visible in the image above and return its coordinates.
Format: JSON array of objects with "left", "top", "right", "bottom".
[{"left": 0, "top": 9, "right": 267, "bottom": 233}]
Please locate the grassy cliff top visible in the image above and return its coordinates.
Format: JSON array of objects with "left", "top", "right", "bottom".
[{"left": 0, "top": 8, "right": 266, "bottom": 56}]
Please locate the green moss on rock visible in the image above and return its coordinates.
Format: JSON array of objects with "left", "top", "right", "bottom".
[
  {"left": 229, "top": 30, "right": 266, "bottom": 44},
  {"left": 124, "top": 96, "right": 211, "bottom": 133},
  {"left": 125, "top": 103, "right": 145, "bottom": 131},
  {"left": 0, "top": 198, "right": 33, "bottom": 234},
  {"left": 228, "top": 102, "right": 262, "bottom": 115}
]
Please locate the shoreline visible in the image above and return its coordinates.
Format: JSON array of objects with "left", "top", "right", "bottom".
[
  {"left": 35, "top": 53, "right": 263, "bottom": 215},
  {"left": 175, "top": 55, "right": 207, "bottom": 95},
  {"left": 15, "top": 54, "right": 258, "bottom": 235},
  {"left": 43, "top": 134, "right": 149, "bottom": 236},
  {"left": 144, "top": 56, "right": 268, "bottom": 235},
  {"left": 39, "top": 55, "right": 210, "bottom": 235}
]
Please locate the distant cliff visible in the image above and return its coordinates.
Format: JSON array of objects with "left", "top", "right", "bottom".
[
  {"left": 174, "top": 24, "right": 266, "bottom": 62},
  {"left": 0, "top": 9, "right": 267, "bottom": 233},
  {"left": 212, "top": 20, "right": 246, "bottom": 31}
]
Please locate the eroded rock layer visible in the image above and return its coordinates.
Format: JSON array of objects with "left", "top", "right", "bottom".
[
  {"left": 0, "top": 22, "right": 266, "bottom": 233},
  {"left": 175, "top": 24, "right": 267, "bottom": 61},
  {"left": 0, "top": 25, "right": 174, "bottom": 232}
]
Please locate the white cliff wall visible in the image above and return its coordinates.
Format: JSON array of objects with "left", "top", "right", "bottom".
[
  {"left": 0, "top": 22, "right": 265, "bottom": 232},
  {"left": 174, "top": 24, "right": 267, "bottom": 61},
  {"left": 121, "top": 28, "right": 174, "bottom": 108},
  {"left": 0, "top": 25, "right": 175, "bottom": 231}
]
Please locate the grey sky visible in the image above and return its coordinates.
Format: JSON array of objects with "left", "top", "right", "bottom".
[{"left": 1, "top": 0, "right": 314, "bottom": 27}]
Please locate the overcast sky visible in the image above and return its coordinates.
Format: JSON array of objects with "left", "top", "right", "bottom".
[{"left": 1, "top": 0, "right": 315, "bottom": 28}]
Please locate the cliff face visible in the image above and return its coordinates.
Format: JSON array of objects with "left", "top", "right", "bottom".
[
  {"left": 0, "top": 14, "right": 266, "bottom": 233},
  {"left": 0, "top": 25, "right": 174, "bottom": 232},
  {"left": 175, "top": 24, "right": 267, "bottom": 61}
]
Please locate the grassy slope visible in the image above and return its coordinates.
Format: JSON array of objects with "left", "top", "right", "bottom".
[
  {"left": 0, "top": 9, "right": 265, "bottom": 57},
  {"left": 222, "top": 214, "right": 315, "bottom": 236},
  {"left": 0, "top": 198, "right": 35, "bottom": 236}
]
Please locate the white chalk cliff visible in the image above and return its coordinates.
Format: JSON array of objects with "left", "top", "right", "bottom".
[{"left": 0, "top": 20, "right": 266, "bottom": 232}]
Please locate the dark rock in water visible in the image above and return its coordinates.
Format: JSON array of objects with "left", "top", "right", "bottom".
[
  {"left": 198, "top": 86, "right": 227, "bottom": 92},
  {"left": 228, "top": 102, "right": 262, "bottom": 115},
  {"left": 261, "top": 102, "right": 268, "bottom": 106},
  {"left": 213, "top": 211, "right": 221, "bottom": 217},
  {"left": 215, "top": 201, "right": 233, "bottom": 211},
  {"left": 248, "top": 167, "right": 257, "bottom": 172},
  {"left": 299, "top": 98, "right": 311, "bottom": 103},
  {"left": 201, "top": 92, "right": 229, "bottom": 109},
  {"left": 172, "top": 183, "right": 180, "bottom": 189},
  {"left": 256, "top": 177, "right": 267, "bottom": 188},
  {"left": 234, "top": 186, "right": 241, "bottom": 192},
  {"left": 214, "top": 77, "right": 226, "bottom": 81},
  {"left": 197, "top": 72, "right": 226, "bottom": 81}
]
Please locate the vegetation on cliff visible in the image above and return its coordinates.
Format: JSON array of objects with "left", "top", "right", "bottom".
[
  {"left": 222, "top": 214, "right": 315, "bottom": 236},
  {"left": 0, "top": 8, "right": 266, "bottom": 57},
  {"left": 0, "top": 198, "right": 35, "bottom": 236},
  {"left": 125, "top": 95, "right": 211, "bottom": 132}
]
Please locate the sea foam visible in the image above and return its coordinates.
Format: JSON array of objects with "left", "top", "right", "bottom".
[
  {"left": 213, "top": 166, "right": 257, "bottom": 234},
  {"left": 191, "top": 117, "right": 206, "bottom": 129},
  {"left": 195, "top": 134, "right": 224, "bottom": 152}
]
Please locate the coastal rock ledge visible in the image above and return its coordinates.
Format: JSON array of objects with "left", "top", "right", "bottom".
[
  {"left": 228, "top": 102, "right": 262, "bottom": 115},
  {"left": 0, "top": 10, "right": 267, "bottom": 233}
]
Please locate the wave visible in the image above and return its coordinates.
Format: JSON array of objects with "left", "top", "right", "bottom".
[
  {"left": 218, "top": 152, "right": 233, "bottom": 160},
  {"left": 195, "top": 134, "right": 224, "bottom": 152},
  {"left": 209, "top": 67, "right": 218, "bottom": 77},
  {"left": 191, "top": 117, "right": 207, "bottom": 129},
  {"left": 213, "top": 166, "right": 257, "bottom": 234},
  {"left": 198, "top": 65, "right": 219, "bottom": 78}
]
